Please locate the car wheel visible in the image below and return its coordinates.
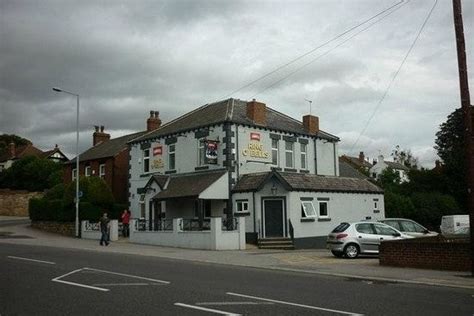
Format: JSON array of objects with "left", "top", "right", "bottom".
[
  {"left": 331, "top": 250, "right": 343, "bottom": 258},
  {"left": 344, "top": 244, "right": 359, "bottom": 259}
]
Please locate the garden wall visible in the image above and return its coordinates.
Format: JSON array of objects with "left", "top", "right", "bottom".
[
  {"left": 0, "top": 189, "right": 43, "bottom": 216},
  {"left": 379, "top": 237, "right": 471, "bottom": 271},
  {"left": 31, "top": 221, "right": 75, "bottom": 237}
]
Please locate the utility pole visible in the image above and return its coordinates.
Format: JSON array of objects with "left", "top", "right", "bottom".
[{"left": 452, "top": 0, "right": 474, "bottom": 276}]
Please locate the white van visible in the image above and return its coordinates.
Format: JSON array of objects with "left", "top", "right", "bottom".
[{"left": 440, "top": 215, "right": 469, "bottom": 236}]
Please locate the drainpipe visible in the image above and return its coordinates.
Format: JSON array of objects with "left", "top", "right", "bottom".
[
  {"left": 236, "top": 125, "right": 240, "bottom": 179},
  {"left": 333, "top": 142, "right": 337, "bottom": 176},
  {"left": 224, "top": 122, "right": 234, "bottom": 227},
  {"left": 252, "top": 191, "right": 256, "bottom": 239},
  {"left": 314, "top": 137, "right": 318, "bottom": 175}
]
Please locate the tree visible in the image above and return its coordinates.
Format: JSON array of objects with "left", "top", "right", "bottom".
[
  {"left": 377, "top": 168, "right": 401, "bottom": 191},
  {"left": 391, "top": 145, "right": 419, "bottom": 169},
  {"left": 0, "top": 134, "right": 31, "bottom": 155},
  {"left": 0, "top": 156, "right": 62, "bottom": 191},
  {"left": 434, "top": 107, "right": 466, "bottom": 206}
]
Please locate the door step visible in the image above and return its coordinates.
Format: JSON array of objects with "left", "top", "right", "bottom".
[{"left": 258, "top": 237, "right": 294, "bottom": 250}]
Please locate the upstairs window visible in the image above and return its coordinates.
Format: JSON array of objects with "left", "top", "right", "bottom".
[
  {"left": 99, "top": 164, "right": 105, "bottom": 178},
  {"left": 168, "top": 144, "right": 176, "bottom": 170},
  {"left": 85, "top": 166, "right": 91, "bottom": 177},
  {"left": 72, "top": 169, "right": 77, "bottom": 181},
  {"left": 143, "top": 149, "right": 150, "bottom": 173},
  {"left": 271, "top": 139, "right": 279, "bottom": 165},
  {"left": 285, "top": 141, "right": 294, "bottom": 168},
  {"left": 198, "top": 139, "right": 206, "bottom": 166},
  {"left": 300, "top": 143, "right": 307, "bottom": 169}
]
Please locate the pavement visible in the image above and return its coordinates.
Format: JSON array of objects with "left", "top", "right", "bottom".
[{"left": 0, "top": 216, "right": 473, "bottom": 290}]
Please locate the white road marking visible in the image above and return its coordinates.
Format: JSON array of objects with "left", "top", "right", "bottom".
[
  {"left": 52, "top": 268, "right": 109, "bottom": 292},
  {"left": 83, "top": 267, "right": 170, "bottom": 284},
  {"left": 175, "top": 303, "right": 241, "bottom": 315},
  {"left": 92, "top": 283, "right": 150, "bottom": 286},
  {"left": 196, "top": 302, "right": 274, "bottom": 306},
  {"left": 7, "top": 256, "right": 55, "bottom": 265},
  {"left": 226, "top": 292, "right": 364, "bottom": 315}
]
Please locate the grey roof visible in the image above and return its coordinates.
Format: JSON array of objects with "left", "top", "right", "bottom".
[
  {"left": 131, "top": 99, "right": 339, "bottom": 143},
  {"left": 340, "top": 155, "right": 373, "bottom": 169},
  {"left": 145, "top": 174, "right": 169, "bottom": 190},
  {"left": 67, "top": 131, "right": 147, "bottom": 164},
  {"left": 233, "top": 171, "right": 383, "bottom": 194},
  {"left": 152, "top": 170, "right": 227, "bottom": 200},
  {"left": 338, "top": 158, "right": 368, "bottom": 179},
  {"left": 385, "top": 161, "right": 409, "bottom": 171}
]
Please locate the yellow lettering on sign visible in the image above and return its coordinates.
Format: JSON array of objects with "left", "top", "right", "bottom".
[
  {"left": 152, "top": 159, "right": 164, "bottom": 169},
  {"left": 242, "top": 143, "right": 269, "bottom": 159}
]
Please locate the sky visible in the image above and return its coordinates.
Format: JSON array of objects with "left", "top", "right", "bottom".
[{"left": 1, "top": 0, "right": 473, "bottom": 167}]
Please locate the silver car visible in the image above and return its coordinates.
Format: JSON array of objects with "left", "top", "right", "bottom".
[
  {"left": 379, "top": 218, "right": 438, "bottom": 238},
  {"left": 326, "top": 221, "right": 413, "bottom": 258}
]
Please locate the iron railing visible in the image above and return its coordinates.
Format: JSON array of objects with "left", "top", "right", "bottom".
[
  {"left": 180, "top": 218, "right": 211, "bottom": 231},
  {"left": 135, "top": 219, "right": 173, "bottom": 232},
  {"left": 222, "top": 217, "right": 239, "bottom": 231}
]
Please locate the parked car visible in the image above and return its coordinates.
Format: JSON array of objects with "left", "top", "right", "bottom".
[
  {"left": 440, "top": 215, "right": 469, "bottom": 237},
  {"left": 379, "top": 218, "right": 438, "bottom": 238},
  {"left": 326, "top": 221, "right": 413, "bottom": 259}
]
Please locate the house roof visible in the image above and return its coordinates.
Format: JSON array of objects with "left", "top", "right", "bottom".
[
  {"left": 152, "top": 170, "right": 227, "bottom": 200},
  {"left": 385, "top": 161, "right": 409, "bottom": 171},
  {"left": 233, "top": 170, "right": 383, "bottom": 194},
  {"left": 0, "top": 144, "right": 44, "bottom": 163},
  {"left": 145, "top": 174, "right": 169, "bottom": 191},
  {"left": 338, "top": 158, "right": 368, "bottom": 179},
  {"left": 340, "top": 155, "right": 373, "bottom": 169},
  {"left": 131, "top": 99, "right": 339, "bottom": 143},
  {"left": 41, "top": 146, "right": 68, "bottom": 161},
  {"left": 67, "top": 131, "right": 147, "bottom": 164}
]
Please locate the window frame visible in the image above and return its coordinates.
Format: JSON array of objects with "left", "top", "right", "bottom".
[
  {"left": 168, "top": 144, "right": 176, "bottom": 170},
  {"left": 236, "top": 200, "right": 249, "bottom": 213},
  {"left": 143, "top": 149, "right": 150, "bottom": 173},
  {"left": 271, "top": 139, "right": 279, "bottom": 166},
  {"left": 300, "top": 143, "right": 307, "bottom": 170},
  {"left": 85, "top": 166, "right": 91, "bottom": 177},
  {"left": 285, "top": 141, "right": 294, "bottom": 168},
  {"left": 198, "top": 139, "right": 206, "bottom": 166},
  {"left": 301, "top": 200, "right": 317, "bottom": 218},
  {"left": 72, "top": 168, "right": 77, "bottom": 181},
  {"left": 99, "top": 164, "right": 105, "bottom": 178},
  {"left": 318, "top": 200, "right": 329, "bottom": 218}
]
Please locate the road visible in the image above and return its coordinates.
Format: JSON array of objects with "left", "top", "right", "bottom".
[{"left": 0, "top": 243, "right": 472, "bottom": 315}]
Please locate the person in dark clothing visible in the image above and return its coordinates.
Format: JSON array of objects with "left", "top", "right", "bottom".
[{"left": 99, "top": 212, "right": 110, "bottom": 246}]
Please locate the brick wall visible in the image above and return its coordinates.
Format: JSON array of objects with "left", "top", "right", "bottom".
[
  {"left": 0, "top": 189, "right": 43, "bottom": 216},
  {"left": 31, "top": 221, "right": 75, "bottom": 236},
  {"left": 379, "top": 237, "right": 471, "bottom": 271}
]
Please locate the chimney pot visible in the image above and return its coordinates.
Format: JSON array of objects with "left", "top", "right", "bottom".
[
  {"left": 147, "top": 110, "right": 162, "bottom": 131},
  {"left": 94, "top": 125, "right": 99, "bottom": 132},
  {"left": 93, "top": 125, "right": 110, "bottom": 146},
  {"left": 100, "top": 125, "right": 104, "bottom": 132},
  {"left": 359, "top": 151, "right": 365, "bottom": 163},
  {"left": 150, "top": 110, "right": 154, "bottom": 117}
]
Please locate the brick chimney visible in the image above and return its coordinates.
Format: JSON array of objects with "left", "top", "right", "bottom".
[
  {"left": 302, "top": 115, "right": 319, "bottom": 135},
  {"left": 359, "top": 151, "right": 365, "bottom": 163},
  {"left": 8, "top": 142, "right": 15, "bottom": 158},
  {"left": 93, "top": 125, "right": 111, "bottom": 146},
  {"left": 147, "top": 110, "right": 162, "bottom": 131},
  {"left": 246, "top": 99, "right": 266, "bottom": 126}
]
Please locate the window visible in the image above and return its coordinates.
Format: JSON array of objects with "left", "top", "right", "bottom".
[
  {"left": 301, "top": 200, "right": 316, "bottom": 218},
  {"left": 318, "top": 200, "right": 329, "bottom": 217},
  {"left": 194, "top": 200, "right": 211, "bottom": 217},
  {"left": 168, "top": 144, "right": 176, "bottom": 170},
  {"left": 236, "top": 200, "right": 249, "bottom": 213},
  {"left": 72, "top": 169, "right": 77, "bottom": 181},
  {"left": 285, "top": 141, "right": 294, "bottom": 168},
  {"left": 99, "top": 164, "right": 105, "bottom": 178},
  {"left": 143, "top": 149, "right": 150, "bottom": 173},
  {"left": 85, "top": 166, "right": 91, "bottom": 177},
  {"left": 271, "top": 139, "right": 279, "bottom": 165},
  {"left": 356, "top": 223, "right": 375, "bottom": 234},
  {"left": 198, "top": 139, "right": 206, "bottom": 166},
  {"left": 400, "top": 220, "right": 426, "bottom": 233},
  {"left": 374, "top": 223, "right": 399, "bottom": 236},
  {"left": 300, "top": 143, "right": 307, "bottom": 169},
  {"left": 139, "top": 194, "right": 146, "bottom": 218}
]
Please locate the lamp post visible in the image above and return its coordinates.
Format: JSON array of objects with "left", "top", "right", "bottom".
[{"left": 53, "top": 87, "right": 80, "bottom": 238}]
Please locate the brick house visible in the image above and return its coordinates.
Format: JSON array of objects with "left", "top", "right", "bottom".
[
  {"left": 0, "top": 142, "right": 68, "bottom": 172},
  {"left": 64, "top": 112, "right": 160, "bottom": 203}
]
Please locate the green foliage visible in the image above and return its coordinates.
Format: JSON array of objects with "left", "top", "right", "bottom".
[
  {"left": 391, "top": 145, "right": 419, "bottom": 169},
  {"left": 44, "top": 183, "right": 66, "bottom": 200},
  {"left": 377, "top": 168, "right": 401, "bottom": 191},
  {"left": 64, "top": 176, "right": 115, "bottom": 210},
  {"left": 77, "top": 202, "right": 102, "bottom": 221},
  {"left": 28, "top": 198, "right": 73, "bottom": 222},
  {"left": 434, "top": 107, "right": 466, "bottom": 206},
  {"left": 384, "top": 190, "right": 415, "bottom": 219},
  {"left": 0, "top": 134, "right": 31, "bottom": 155},
  {"left": 410, "top": 192, "right": 462, "bottom": 230},
  {"left": 0, "top": 156, "right": 63, "bottom": 191}
]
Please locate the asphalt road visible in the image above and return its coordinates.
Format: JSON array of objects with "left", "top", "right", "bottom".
[{"left": 0, "top": 243, "right": 472, "bottom": 316}]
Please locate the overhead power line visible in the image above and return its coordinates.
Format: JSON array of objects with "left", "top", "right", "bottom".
[
  {"left": 221, "top": 0, "right": 406, "bottom": 99},
  {"left": 349, "top": 0, "right": 439, "bottom": 154},
  {"left": 249, "top": 1, "right": 409, "bottom": 99}
]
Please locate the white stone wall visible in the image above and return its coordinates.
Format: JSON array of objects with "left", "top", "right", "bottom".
[{"left": 81, "top": 220, "right": 119, "bottom": 241}]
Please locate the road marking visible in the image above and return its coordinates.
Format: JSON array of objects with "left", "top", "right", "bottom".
[
  {"left": 52, "top": 268, "right": 109, "bottom": 292},
  {"left": 196, "top": 302, "right": 274, "bottom": 306},
  {"left": 7, "top": 256, "right": 55, "bottom": 265},
  {"left": 93, "top": 283, "right": 150, "bottom": 286},
  {"left": 226, "top": 292, "right": 363, "bottom": 315},
  {"left": 175, "top": 303, "right": 241, "bottom": 315},
  {"left": 83, "top": 267, "right": 170, "bottom": 284}
]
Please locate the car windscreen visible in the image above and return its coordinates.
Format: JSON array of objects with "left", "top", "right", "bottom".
[{"left": 332, "top": 223, "right": 350, "bottom": 233}]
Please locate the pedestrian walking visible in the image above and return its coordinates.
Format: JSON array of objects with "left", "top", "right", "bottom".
[
  {"left": 121, "top": 209, "right": 131, "bottom": 238},
  {"left": 99, "top": 212, "right": 110, "bottom": 246}
]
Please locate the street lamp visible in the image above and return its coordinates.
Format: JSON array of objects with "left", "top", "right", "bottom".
[{"left": 52, "top": 87, "right": 80, "bottom": 238}]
